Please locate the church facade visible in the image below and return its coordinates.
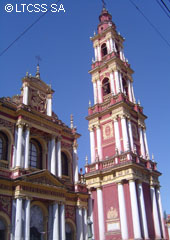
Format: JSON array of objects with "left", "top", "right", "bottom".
[
  {"left": 0, "top": 5, "right": 168, "bottom": 240},
  {"left": 85, "top": 7, "right": 167, "bottom": 240}
]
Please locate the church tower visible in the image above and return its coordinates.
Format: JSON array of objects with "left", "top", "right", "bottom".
[{"left": 85, "top": 7, "right": 166, "bottom": 240}]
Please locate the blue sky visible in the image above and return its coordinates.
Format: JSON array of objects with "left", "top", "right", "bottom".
[{"left": 0, "top": 0, "right": 170, "bottom": 213}]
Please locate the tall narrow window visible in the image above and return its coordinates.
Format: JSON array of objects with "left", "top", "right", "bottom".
[
  {"left": 29, "top": 139, "right": 42, "bottom": 169},
  {"left": 0, "top": 132, "right": 8, "bottom": 161},
  {"left": 61, "top": 152, "right": 69, "bottom": 176},
  {"left": 101, "top": 43, "right": 108, "bottom": 57},
  {"left": 102, "top": 78, "right": 111, "bottom": 96},
  {"left": 122, "top": 78, "right": 128, "bottom": 96}
]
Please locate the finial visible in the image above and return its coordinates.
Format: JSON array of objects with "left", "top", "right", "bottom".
[
  {"left": 94, "top": 30, "right": 96, "bottom": 36},
  {"left": 85, "top": 155, "right": 88, "bottom": 165},
  {"left": 102, "top": 0, "right": 106, "bottom": 9},
  {"left": 138, "top": 99, "right": 141, "bottom": 106},
  {"left": 152, "top": 153, "right": 154, "bottom": 162},
  {"left": 89, "top": 100, "right": 91, "bottom": 107},
  {"left": 92, "top": 58, "right": 95, "bottom": 63},
  {"left": 26, "top": 72, "right": 29, "bottom": 77},
  {"left": 35, "top": 55, "right": 42, "bottom": 79},
  {"left": 70, "top": 114, "right": 74, "bottom": 129}
]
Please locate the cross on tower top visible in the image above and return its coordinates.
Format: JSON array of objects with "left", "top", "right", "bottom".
[
  {"left": 102, "top": 0, "right": 106, "bottom": 9},
  {"left": 36, "top": 55, "right": 42, "bottom": 65}
]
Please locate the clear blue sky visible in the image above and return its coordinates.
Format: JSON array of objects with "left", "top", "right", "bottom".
[{"left": 0, "top": 0, "right": 170, "bottom": 213}]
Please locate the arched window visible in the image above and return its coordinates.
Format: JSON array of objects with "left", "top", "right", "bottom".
[
  {"left": 0, "top": 132, "right": 8, "bottom": 161},
  {"left": 66, "top": 222, "right": 75, "bottom": 240},
  {"left": 101, "top": 43, "right": 108, "bottom": 57},
  {"left": 0, "top": 218, "right": 6, "bottom": 240},
  {"left": 29, "top": 139, "right": 42, "bottom": 169},
  {"left": 30, "top": 205, "right": 44, "bottom": 240},
  {"left": 102, "top": 78, "right": 111, "bottom": 96},
  {"left": 61, "top": 152, "right": 69, "bottom": 176},
  {"left": 122, "top": 78, "right": 128, "bottom": 96}
]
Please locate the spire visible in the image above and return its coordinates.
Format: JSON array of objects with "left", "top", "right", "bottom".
[
  {"left": 35, "top": 63, "right": 40, "bottom": 79},
  {"left": 98, "top": 4, "right": 114, "bottom": 34},
  {"left": 102, "top": 0, "right": 106, "bottom": 9},
  {"left": 70, "top": 114, "right": 74, "bottom": 129}
]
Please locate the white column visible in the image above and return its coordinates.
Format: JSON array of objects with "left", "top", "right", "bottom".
[
  {"left": 10, "top": 199, "right": 16, "bottom": 240},
  {"left": 121, "top": 116, "right": 129, "bottom": 152},
  {"left": 93, "top": 81, "right": 98, "bottom": 104},
  {"left": 96, "top": 126, "right": 102, "bottom": 161},
  {"left": 23, "top": 85, "right": 29, "bottom": 105},
  {"left": 156, "top": 188, "right": 166, "bottom": 239},
  {"left": 137, "top": 182, "right": 149, "bottom": 239},
  {"left": 48, "top": 140, "right": 51, "bottom": 171},
  {"left": 94, "top": 47, "right": 98, "bottom": 61},
  {"left": 76, "top": 207, "right": 83, "bottom": 240},
  {"left": 118, "top": 183, "right": 128, "bottom": 239},
  {"left": 106, "top": 39, "right": 110, "bottom": 53},
  {"left": 15, "top": 198, "right": 22, "bottom": 240},
  {"left": 143, "top": 129, "right": 150, "bottom": 159},
  {"left": 139, "top": 127, "right": 145, "bottom": 158},
  {"left": 97, "top": 80, "right": 102, "bottom": 103},
  {"left": 114, "top": 70, "right": 120, "bottom": 94},
  {"left": 127, "top": 119, "right": 134, "bottom": 152},
  {"left": 131, "top": 83, "right": 136, "bottom": 103},
  {"left": 53, "top": 203, "right": 59, "bottom": 240},
  {"left": 168, "top": 227, "right": 170, "bottom": 239},
  {"left": 97, "top": 188, "right": 105, "bottom": 240},
  {"left": 83, "top": 208, "right": 88, "bottom": 240},
  {"left": 48, "top": 205, "right": 53, "bottom": 240},
  {"left": 97, "top": 46, "right": 101, "bottom": 61},
  {"left": 129, "top": 180, "right": 142, "bottom": 239},
  {"left": 47, "top": 97, "right": 52, "bottom": 116},
  {"left": 25, "top": 199, "right": 30, "bottom": 240},
  {"left": 119, "top": 72, "right": 123, "bottom": 93},
  {"left": 89, "top": 128, "right": 95, "bottom": 163},
  {"left": 73, "top": 144, "right": 78, "bottom": 183},
  {"left": 150, "top": 186, "right": 162, "bottom": 238},
  {"left": 51, "top": 137, "right": 56, "bottom": 175},
  {"left": 12, "top": 128, "right": 18, "bottom": 168},
  {"left": 60, "top": 204, "right": 66, "bottom": 240},
  {"left": 57, "top": 138, "right": 62, "bottom": 177},
  {"left": 88, "top": 193, "right": 94, "bottom": 238},
  {"left": 110, "top": 71, "right": 116, "bottom": 95},
  {"left": 24, "top": 127, "right": 30, "bottom": 169},
  {"left": 127, "top": 80, "right": 133, "bottom": 102},
  {"left": 113, "top": 118, "right": 121, "bottom": 153},
  {"left": 110, "top": 38, "right": 114, "bottom": 52},
  {"left": 16, "top": 124, "right": 23, "bottom": 167}
]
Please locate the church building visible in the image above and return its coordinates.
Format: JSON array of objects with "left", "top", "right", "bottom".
[
  {"left": 85, "top": 6, "right": 167, "bottom": 240},
  {"left": 0, "top": 4, "right": 168, "bottom": 240}
]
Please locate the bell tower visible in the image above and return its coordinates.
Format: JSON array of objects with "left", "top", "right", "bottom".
[{"left": 85, "top": 7, "right": 166, "bottom": 240}]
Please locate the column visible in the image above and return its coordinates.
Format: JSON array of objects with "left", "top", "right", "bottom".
[
  {"left": 88, "top": 192, "right": 94, "bottom": 238},
  {"left": 94, "top": 47, "right": 98, "bottom": 61},
  {"left": 57, "top": 137, "right": 62, "bottom": 177},
  {"left": 110, "top": 71, "right": 116, "bottom": 95},
  {"left": 97, "top": 80, "right": 102, "bottom": 103},
  {"left": 113, "top": 118, "right": 121, "bottom": 153},
  {"left": 119, "top": 72, "right": 123, "bottom": 93},
  {"left": 143, "top": 129, "right": 150, "bottom": 159},
  {"left": 48, "top": 205, "right": 53, "bottom": 240},
  {"left": 89, "top": 128, "right": 95, "bottom": 163},
  {"left": 109, "top": 38, "right": 114, "bottom": 52},
  {"left": 96, "top": 125, "right": 102, "bottom": 161},
  {"left": 83, "top": 208, "right": 88, "bottom": 240},
  {"left": 127, "top": 119, "right": 134, "bottom": 152},
  {"left": 73, "top": 142, "right": 79, "bottom": 183},
  {"left": 16, "top": 124, "right": 23, "bottom": 167},
  {"left": 60, "top": 204, "right": 66, "bottom": 240},
  {"left": 76, "top": 207, "right": 83, "bottom": 240},
  {"left": 47, "top": 95, "right": 52, "bottom": 116},
  {"left": 156, "top": 187, "right": 166, "bottom": 239},
  {"left": 93, "top": 81, "right": 98, "bottom": 104},
  {"left": 127, "top": 80, "right": 133, "bottom": 102},
  {"left": 97, "top": 188, "right": 105, "bottom": 240},
  {"left": 48, "top": 140, "right": 51, "bottom": 171},
  {"left": 131, "top": 82, "right": 136, "bottom": 103},
  {"left": 97, "top": 45, "right": 101, "bottom": 61},
  {"left": 24, "top": 126, "right": 30, "bottom": 169},
  {"left": 129, "top": 180, "right": 142, "bottom": 239},
  {"left": 10, "top": 199, "right": 16, "bottom": 240},
  {"left": 121, "top": 116, "right": 129, "bottom": 152},
  {"left": 51, "top": 137, "right": 56, "bottom": 175},
  {"left": 23, "top": 84, "right": 29, "bottom": 105},
  {"left": 114, "top": 70, "right": 120, "bottom": 94},
  {"left": 139, "top": 126, "right": 145, "bottom": 158},
  {"left": 150, "top": 186, "right": 162, "bottom": 238},
  {"left": 14, "top": 198, "right": 22, "bottom": 240},
  {"left": 106, "top": 39, "right": 110, "bottom": 53},
  {"left": 25, "top": 199, "right": 30, "bottom": 240},
  {"left": 53, "top": 203, "right": 59, "bottom": 240},
  {"left": 118, "top": 182, "right": 128, "bottom": 239},
  {"left": 12, "top": 128, "right": 18, "bottom": 168},
  {"left": 137, "top": 182, "right": 149, "bottom": 239}
]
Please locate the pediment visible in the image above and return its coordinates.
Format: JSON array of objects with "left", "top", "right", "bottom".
[{"left": 20, "top": 170, "right": 65, "bottom": 188}]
